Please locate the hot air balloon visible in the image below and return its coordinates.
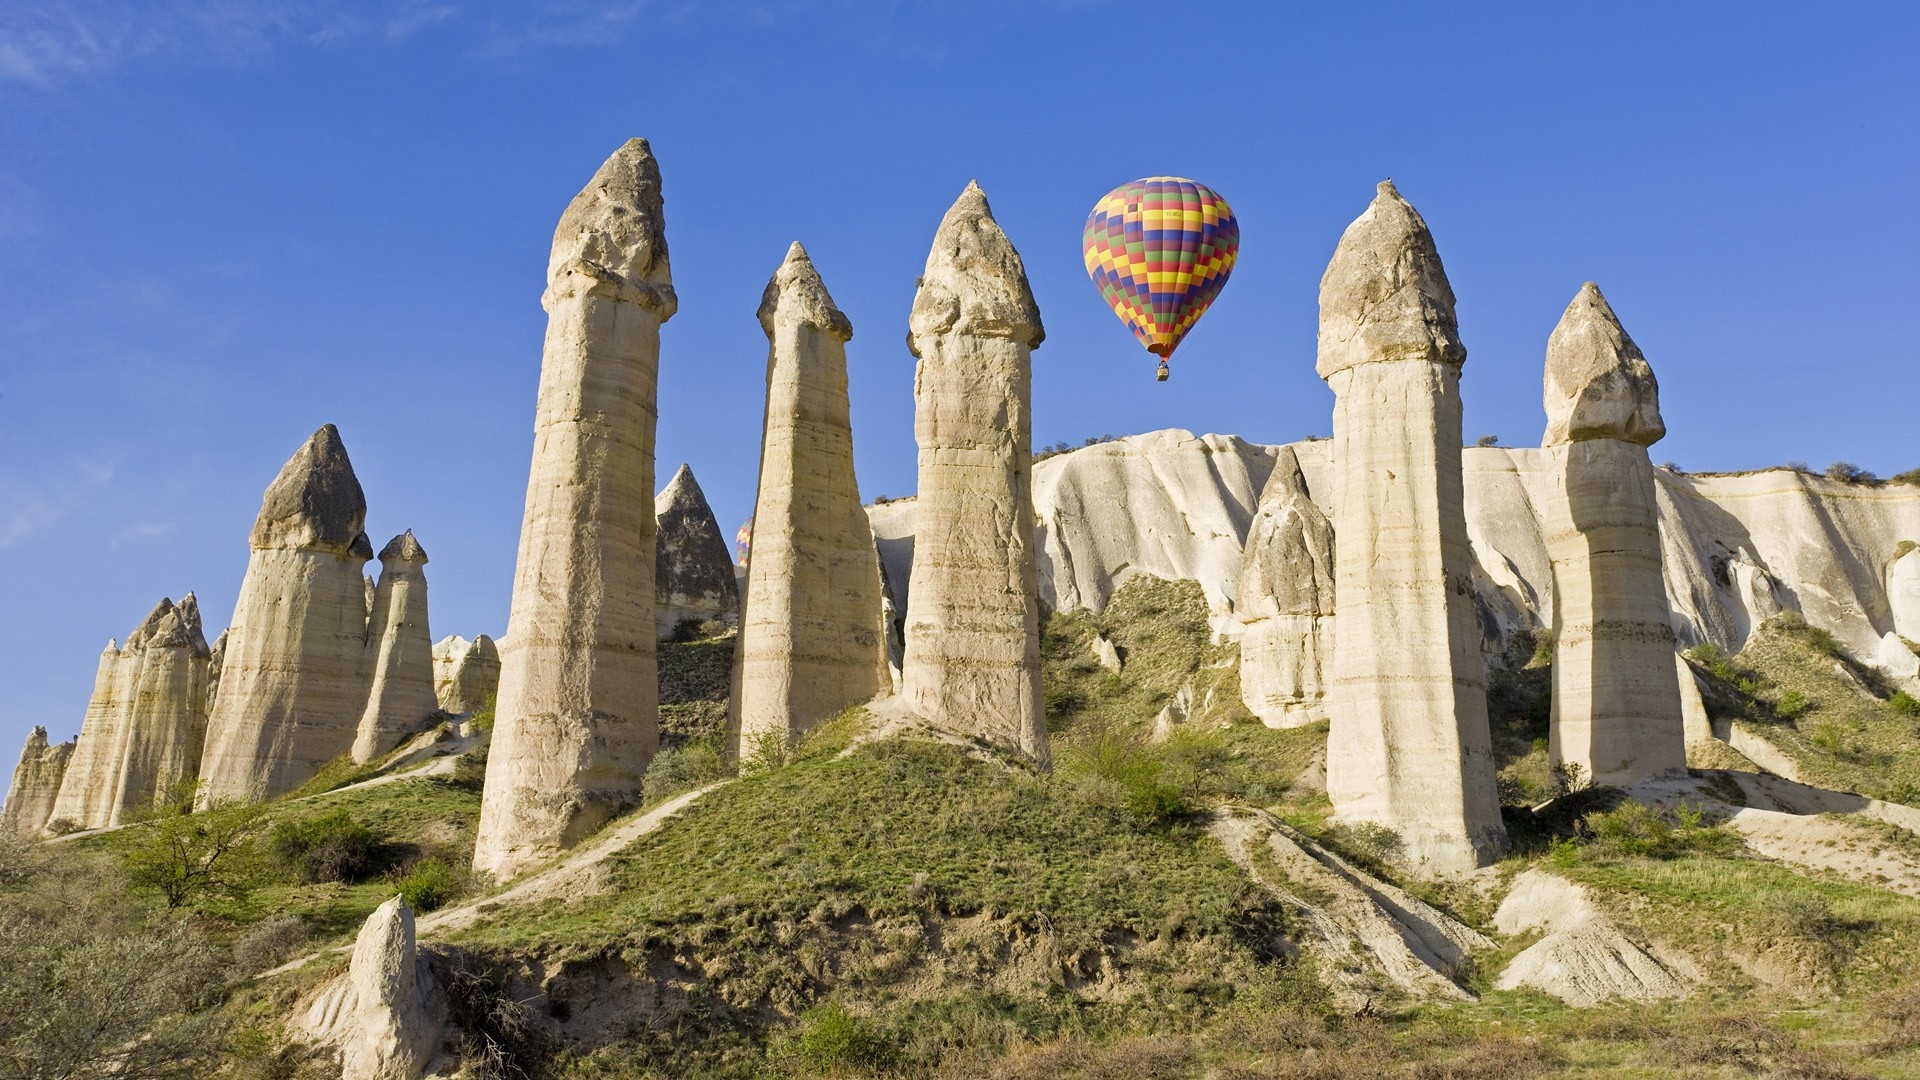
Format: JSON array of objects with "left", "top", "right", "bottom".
[
  {"left": 735, "top": 518, "right": 753, "bottom": 566},
  {"left": 1083, "top": 177, "right": 1239, "bottom": 381}
]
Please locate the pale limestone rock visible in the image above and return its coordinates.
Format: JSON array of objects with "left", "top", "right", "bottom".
[
  {"left": 297, "top": 896, "right": 444, "bottom": 1079},
  {"left": 1889, "top": 544, "right": 1920, "bottom": 643},
  {"left": 1237, "top": 446, "right": 1334, "bottom": 728},
  {"left": 1678, "top": 653, "right": 1713, "bottom": 746},
  {"left": 1879, "top": 632, "right": 1919, "bottom": 682},
  {"left": 900, "top": 183, "right": 1047, "bottom": 763},
  {"left": 198, "top": 425, "right": 373, "bottom": 805},
  {"left": 654, "top": 464, "right": 740, "bottom": 638},
  {"left": 1090, "top": 632, "right": 1123, "bottom": 674},
  {"left": 475, "top": 139, "right": 675, "bottom": 879},
  {"left": 1494, "top": 869, "right": 1693, "bottom": 1006},
  {"left": 1541, "top": 284, "right": 1686, "bottom": 785},
  {"left": 729, "top": 243, "right": 888, "bottom": 750},
  {"left": 353, "top": 532, "right": 440, "bottom": 765},
  {"left": 431, "top": 634, "right": 501, "bottom": 716},
  {"left": 205, "top": 628, "right": 227, "bottom": 715},
  {"left": 2, "top": 727, "right": 73, "bottom": 837},
  {"left": 46, "top": 639, "right": 133, "bottom": 830},
  {"left": 1317, "top": 181, "right": 1507, "bottom": 870}
]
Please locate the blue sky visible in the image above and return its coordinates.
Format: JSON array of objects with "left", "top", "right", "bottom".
[{"left": 2, "top": 1, "right": 1916, "bottom": 758}]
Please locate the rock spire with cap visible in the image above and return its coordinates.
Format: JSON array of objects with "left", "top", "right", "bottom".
[
  {"left": 900, "top": 184, "right": 1048, "bottom": 763},
  {"left": 1238, "top": 447, "right": 1336, "bottom": 728},
  {"left": 352, "top": 531, "right": 440, "bottom": 764},
  {"left": 432, "top": 634, "right": 501, "bottom": 716},
  {"left": 198, "top": 426, "right": 376, "bottom": 804},
  {"left": 1541, "top": 283, "right": 1685, "bottom": 784},
  {"left": 475, "top": 139, "right": 676, "bottom": 879},
  {"left": 1317, "top": 181, "right": 1508, "bottom": 871},
  {"left": 731, "top": 242, "right": 889, "bottom": 751},
  {"left": 654, "top": 464, "right": 740, "bottom": 638}
]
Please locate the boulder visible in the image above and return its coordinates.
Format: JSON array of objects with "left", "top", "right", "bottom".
[
  {"left": 654, "top": 464, "right": 740, "bottom": 639},
  {"left": 899, "top": 182, "right": 1048, "bottom": 764},
  {"left": 197, "top": 424, "right": 374, "bottom": 804},
  {"left": 297, "top": 895, "right": 445, "bottom": 1079},
  {"left": 476, "top": 139, "right": 675, "bottom": 880},
  {"left": 1316, "top": 181, "right": 1507, "bottom": 870},
  {"left": 1, "top": 727, "right": 73, "bottom": 837},
  {"left": 353, "top": 532, "right": 440, "bottom": 764},
  {"left": 730, "top": 243, "right": 889, "bottom": 751}
]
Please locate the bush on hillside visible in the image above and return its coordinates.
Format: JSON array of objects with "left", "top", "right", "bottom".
[
  {"left": 1893, "top": 468, "right": 1920, "bottom": 488},
  {"left": 395, "top": 855, "right": 466, "bottom": 913},
  {"left": 1827, "top": 461, "right": 1879, "bottom": 485},
  {"left": 1558, "top": 800, "right": 1744, "bottom": 861},
  {"left": 268, "top": 810, "right": 383, "bottom": 885},
  {"left": 123, "top": 804, "right": 269, "bottom": 909}
]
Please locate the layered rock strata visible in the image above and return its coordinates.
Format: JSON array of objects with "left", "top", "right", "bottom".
[
  {"left": 1541, "top": 284, "right": 1687, "bottom": 785},
  {"left": 654, "top": 464, "right": 740, "bottom": 638},
  {"left": 297, "top": 895, "right": 445, "bottom": 1079},
  {"left": 353, "top": 532, "right": 440, "bottom": 764},
  {"left": 432, "top": 635, "right": 501, "bottom": 716},
  {"left": 475, "top": 139, "right": 676, "bottom": 879},
  {"left": 730, "top": 243, "right": 889, "bottom": 751},
  {"left": 1316, "top": 181, "right": 1507, "bottom": 870},
  {"left": 1238, "top": 446, "right": 1335, "bottom": 727},
  {"left": 2, "top": 728, "right": 73, "bottom": 836},
  {"left": 48, "top": 596, "right": 212, "bottom": 828},
  {"left": 197, "top": 424, "right": 375, "bottom": 805},
  {"left": 900, "top": 183, "right": 1048, "bottom": 763}
]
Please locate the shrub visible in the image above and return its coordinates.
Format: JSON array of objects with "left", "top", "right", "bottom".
[
  {"left": 227, "top": 915, "right": 311, "bottom": 977},
  {"left": 446, "top": 744, "right": 489, "bottom": 793},
  {"left": 1317, "top": 821, "right": 1404, "bottom": 877},
  {"left": 123, "top": 804, "right": 268, "bottom": 909},
  {"left": 1826, "top": 461, "right": 1878, "bottom": 485},
  {"left": 1775, "top": 690, "right": 1810, "bottom": 721},
  {"left": 1062, "top": 738, "right": 1194, "bottom": 826},
  {"left": 42, "top": 817, "right": 79, "bottom": 837},
  {"left": 1892, "top": 691, "right": 1920, "bottom": 719},
  {"left": 794, "top": 1003, "right": 894, "bottom": 1074},
  {"left": 396, "top": 856, "right": 466, "bottom": 913},
  {"left": 269, "top": 810, "right": 382, "bottom": 885},
  {"left": 1551, "top": 760, "right": 1590, "bottom": 796},
  {"left": 1894, "top": 468, "right": 1920, "bottom": 488},
  {"left": 1475, "top": 434, "right": 1501, "bottom": 447},
  {"left": 1578, "top": 800, "right": 1742, "bottom": 860},
  {"left": 641, "top": 739, "right": 729, "bottom": 805},
  {"left": 1763, "top": 889, "right": 1844, "bottom": 939}
]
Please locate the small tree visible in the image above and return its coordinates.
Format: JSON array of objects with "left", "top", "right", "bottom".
[
  {"left": 1826, "top": 461, "right": 1878, "bottom": 485},
  {"left": 123, "top": 804, "right": 267, "bottom": 910},
  {"left": 1475, "top": 434, "right": 1501, "bottom": 447}
]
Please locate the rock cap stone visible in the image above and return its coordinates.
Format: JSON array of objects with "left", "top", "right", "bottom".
[
  {"left": 378, "top": 530, "right": 429, "bottom": 566},
  {"left": 1542, "top": 282, "right": 1665, "bottom": 447},
  {"left": 759, "top": 241, "right": 853, "bottom": 341},
  {"left": 1316, "top": 180, "right": 1464, "bottom": 379},
  {"left": 547, "top": 137, "right": 676, "bottom": 318},
  {"left": 250, "top": 424, "right": 370, "bottom": 554},
  {"left": 908, "top": 181, "right": 1044, "bottom": 355}
]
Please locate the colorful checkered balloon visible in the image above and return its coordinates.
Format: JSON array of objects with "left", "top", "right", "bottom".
[{"left": 1083, "top": 177, "right": 1239, "bottom": 376}]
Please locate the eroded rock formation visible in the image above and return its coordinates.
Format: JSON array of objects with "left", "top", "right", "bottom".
[
  {"left": 47, "top": 596, "right": 212, "bottom": 829},
  {"left": 1316, "top": 181, "right": 1507, "bottom": 870},
  {"left": 900, "top": 182, "right": 1047, "bottom": 763},
  {"left": 1890, "top": 544, "right": 1920, "bottom": 643},
  {"left": 730, "top": 242, "right": 889, "bottom": 751},
  {"left": 432, "top": 635, "right": 500, "bottom": 716},
  {"left": 1238, "top": 446, "right": 1335, "bottom": 728},
  {"left": 2, "top": 727, "right": 73, "bottom": 836},
  {"left": 475, "top": 138, "right": 675, "bottom": 879},
  {"left": 1542, "top": 283, "right": 1686, "bottom": 785},
  {"left": 197, "top": 425, "right": 374, "bottom": 805},
  {"left": 353, "top": 532, "right": 439, "bottom": 764},
  {"left": 654, "top": 464, "right": 740, "bottom": 639},
  {"left": 297, "top": 895, "right": 445, "bottom": 1079}
]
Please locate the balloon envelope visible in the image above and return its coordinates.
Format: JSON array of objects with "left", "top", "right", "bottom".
[{"left": 1083, "top": 177, "right": 1239, "bottom": 365}]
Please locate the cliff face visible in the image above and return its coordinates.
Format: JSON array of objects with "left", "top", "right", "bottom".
[
  {"left": 1, "top": 728, "right": 74, "bottom": 836},
  {"left": 871, "top": 429, "right": 1920, "bottom": 684}
]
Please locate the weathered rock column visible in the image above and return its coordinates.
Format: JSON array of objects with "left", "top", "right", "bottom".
[
  {"left": 900, "top": 183, "right": 1048, "bottom": 764},
  {"left": 353, "top": 532, "right": 440, "bottom": 764},
  {"left": 296, "top": 895, "right": 445, "bottom": 1080},
  {"left": 730, "top": 243, "right": 889, "bottom": 752},
  {"left": 1542, "top": 283, "right": 1686, "bottom": 785},
  {"left": 2, "top": 727, "right": 73, "bottom": 836},
  {"left": 1238, "top": 447, "right": 1336, "bottom": 728},
  {"left": 110, "top": 597, "right": 212, "bottom": 822},
  {"left": 197, "top": 424, "right": 374, "bottom": 805},
  {"left": 654, "top": 464, "right": 741, "bottom": 638},
  {"left": 46, "top": 637, "right": 135, "bottom": 829},
  {"left": 474, "top": 138, "right": 676, "bottom": 879},
  {"left": 1318, "top": 181, "right": 1507, "bottom": 870}
]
